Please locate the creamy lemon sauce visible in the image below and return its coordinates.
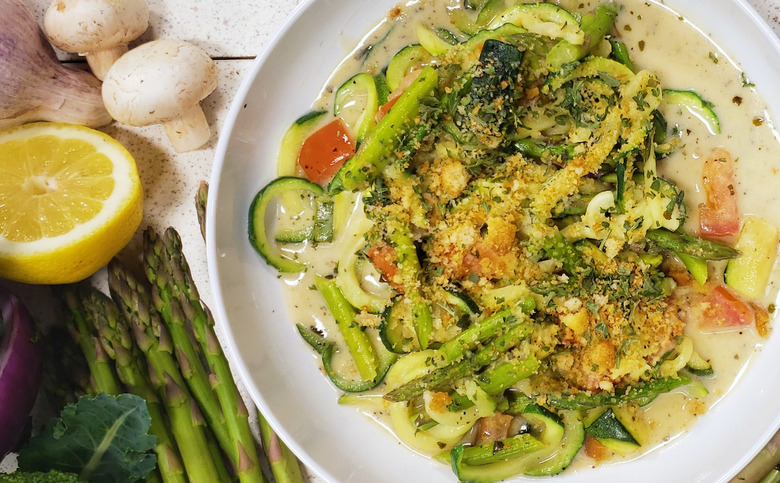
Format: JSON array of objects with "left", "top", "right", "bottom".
[{"left": 280, "top": 0, "right": 780, "bottom": 472}]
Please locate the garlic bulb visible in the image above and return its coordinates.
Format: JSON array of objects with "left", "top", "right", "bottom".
[{"left": 0, "top": 0, "right": 112, "bottom": 130}]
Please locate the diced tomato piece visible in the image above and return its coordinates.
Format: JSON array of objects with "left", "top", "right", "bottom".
[
  {"left": 366, "top": 242, "right": 402, "bottom": 291},
  {"left": 463, "top": 242, "right": 510, "bottom": 280},
  {"left": 297, "top": 118, "right": 355, "bottom": 183},
  {"left": 376, "top": 96, "right": 400, "bottom": 121},
  {"left": 699, "top": 148, "right": 740, "bottom": 237},
  {"left": 584, "top": 435, "right": 611, "bottom": 462},
  {"left": 376, "top": 69, "right": 421, "bottom": 122},
  {"left": 699, "top": 284, "right": 754, "bottom": 332}
]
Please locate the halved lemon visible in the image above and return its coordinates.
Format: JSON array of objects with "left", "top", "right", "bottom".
[{"left": 0, "top": 122, "right": 143, "bottom": 284}]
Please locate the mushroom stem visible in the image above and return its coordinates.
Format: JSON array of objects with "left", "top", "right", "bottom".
[
  {"left": 86, "top": 45, "right": 129, "bottom": 80},
  {"left": 162, "top": 104, "right": 211, "bottom": 153}
]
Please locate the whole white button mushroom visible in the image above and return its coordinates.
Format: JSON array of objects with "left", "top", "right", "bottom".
[
  {"left": 102, "top": 39, "right": 218, "bottom": 153},
  {"left": 44, "top": 0, "right": 149, "bottom": 81}
]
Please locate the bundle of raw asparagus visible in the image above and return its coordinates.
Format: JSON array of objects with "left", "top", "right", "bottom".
[{"left": 58, "top": 216, "right": 304, "bottom": 483}]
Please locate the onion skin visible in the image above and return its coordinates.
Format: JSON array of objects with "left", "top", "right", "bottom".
[
  {"left": 0, "top": 285, "right": 43, "bottom": 458},
  {"left": 0, "top": 0, "right": 112, "bottom": 130}
]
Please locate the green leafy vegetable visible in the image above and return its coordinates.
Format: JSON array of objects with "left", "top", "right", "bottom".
[
  {"left": 18, "top": 394, "right": 157, "bottom": 483},
  {"left": 0, "top": 471, "right": 82, "bottom": 482}
]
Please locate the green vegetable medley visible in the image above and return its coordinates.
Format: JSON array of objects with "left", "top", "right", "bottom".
[
  {"left": 2, "top": 224, "right": 303, "bottom": 483},
  {"left": 249, "top": 1, "right": 778, "bottom": 481}
]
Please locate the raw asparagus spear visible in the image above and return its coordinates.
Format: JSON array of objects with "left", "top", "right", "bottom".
[
  {"left": 196, "top": 181, "right": 304, "bottom": 483},
  {"left": 144, "top": 227, "right": 266, "bottom": 483},
  {"left": 107, "top": 259, "right": 226, "bottom": 483},
  {"left": 197, "top": 180, "right": 208, "bottom": 242},
  {"left": 138, "top": 244, "right": 236, "bottom": 478},
  {"left": 761, "top": 468, "right": 780, "bottom": 483},
  {"left": 41, "top": 324, "right": 90, "bottom": 408},
  {"left": 83, "top": 288, "right": 187, "bottom": 483},
  {"left": 734, "top": 427, "right": 780, "bottom": 482},
  {"left": 258, "top": 412, "right": 306, "bottom": 483},
  {"left": 60, "top": 285, "right": 122, "bottom": 395}
]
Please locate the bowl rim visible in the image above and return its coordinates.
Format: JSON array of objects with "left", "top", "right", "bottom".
[{"left": 207, "top": 1, "right": 780, "bottom": 482}]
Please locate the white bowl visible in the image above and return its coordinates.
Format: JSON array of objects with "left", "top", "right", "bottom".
[{"left": 207, "top": 1, "right": 780, "bottom": 481}]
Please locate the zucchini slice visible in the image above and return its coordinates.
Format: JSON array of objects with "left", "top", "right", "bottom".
[
  {"left": 274, "top": 227, "right": 311, "bottom": 244},
  {"left": 296, "top": 324, "right": 396, "bottom": 393},
  {"left": 476, "top": 0, "right": 508, "bottom": 28},
  {"left": 276, "top": 110, "right": 328, "bottom": 213},
  {"left": 417, "top": 24, "right": 453, "bottom": 56},
  {"left": 662, "top": 89, "right": 721, "bottom": 135},
  {"left": 523, "top": 410, "right": 585, "bottom": 476},
  {"left": 335, "top": 234, "right": 391, "bottom": 314},
  {"left": 277, "top": 110, "right": 328, "bottom": 177},
  {"left": 248, "top": 177, "right": 324, "bottom": 272},
  {"left": 312, "top": 200, "right": 334, "bottom": 242},
  {"left": 448, "top": 5, "right": 479, "bottom": 36},
  {"left": 545, "top": 3, "right": 618, "bottom": 70},
  {"left": 385, "top": 44, "right": 433, "bottom": 91},
  {"left": 440, "top": 288, "right": 481, "bottom": 325},
  {"left": 546, "top": 56, "right": 635, "bottom": 92},
  {"left": 523, "top": 404, "right": 565, "bottom": 446},
  {"left": 274, "top": 199, "right": 334, "bottom": 244},
  {"left": 390, "top": 400, "right": 473, "bottom": 453},
  {"left": 444, "top": 289, "right": 479, "bottom": 313},
  {"left": 423, "top": 386, "right": 495, "bottom": 429},
  {"left": 585, "top": 408, "right": 641, "bottom": 455},
  {"left": 450, "top": 409, "right": 584, "bottom": 481},
  {"left": 686, "top": 350, "right": 714, "bottom": 376},
  {"left": 488, "top": 3, "right": 584, "bottom": 44},
  {"left": 725, "top": 216, "right": 780, "bottom": 299},
  {"left": 464, "top": 0, "right": 488, "bottom": 9},
  {"left": 460, "top": 23, "right": 527, "bottom": 56},
  {"left": 334, "top": 73, "right": 379, "bottom": 143},
  {"left": 380, "top": 297, "right": 421, "bottom": 354}
]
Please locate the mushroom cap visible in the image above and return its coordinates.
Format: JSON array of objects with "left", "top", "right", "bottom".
[
  {"left": 102, "top": 39, "right": 218, "bottom": 126},
  {"left": 44, "top": 0, "right": 149, "bottom": 54}
]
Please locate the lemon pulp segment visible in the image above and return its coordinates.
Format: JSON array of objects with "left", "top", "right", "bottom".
[
  {"left": 0, "top": 135, "right": 115, "bottom": 242},
  {"left": 0, "top": 122, "right": 142, "bottom": 284}
]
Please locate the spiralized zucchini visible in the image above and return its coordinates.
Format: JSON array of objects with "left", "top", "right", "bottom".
[{"left": 244, "top": 1, "right": 770, "bottom": 480}]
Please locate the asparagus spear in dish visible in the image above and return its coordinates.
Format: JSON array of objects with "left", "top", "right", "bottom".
[{"left": 645, "top": 228, "right": 739, "bottom": 260}]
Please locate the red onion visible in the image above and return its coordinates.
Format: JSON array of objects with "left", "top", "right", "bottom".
[{"left": 0, "top": 286, "right": 42, "bottom": 458}]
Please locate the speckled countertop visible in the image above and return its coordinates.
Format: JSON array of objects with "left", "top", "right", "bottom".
[{"left": 3, "top": 0, "right": 780, "bottom": 481}]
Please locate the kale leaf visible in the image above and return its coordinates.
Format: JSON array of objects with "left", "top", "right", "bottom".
[{"left": 18, "top": 394, "right": 156, "bottom": 483}]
